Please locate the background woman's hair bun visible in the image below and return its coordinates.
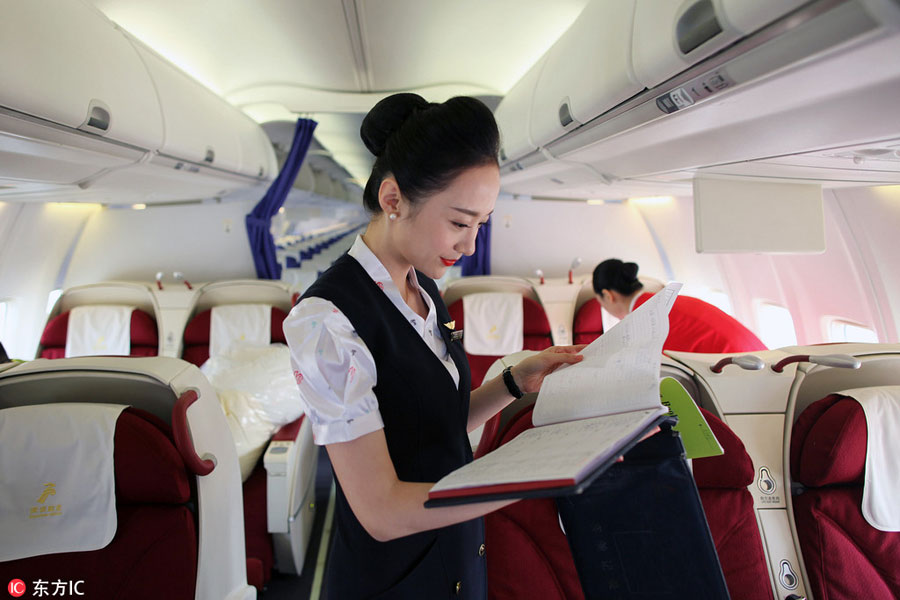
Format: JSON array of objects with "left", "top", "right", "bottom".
[
  {"left": 621, "top": 261, "right": 639, "bottom": 282},
  {"left": 360, "top": 93, "right": 431, "bottom": 157}
]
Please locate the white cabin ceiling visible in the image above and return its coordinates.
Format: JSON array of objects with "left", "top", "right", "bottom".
[{"left": 87, "top": 0, "right": 591, "bottom": 185}]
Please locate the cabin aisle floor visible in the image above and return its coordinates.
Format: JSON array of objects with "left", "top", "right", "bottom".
[{"left": 259, "top": 446, "right": 334, "bottom": 600}]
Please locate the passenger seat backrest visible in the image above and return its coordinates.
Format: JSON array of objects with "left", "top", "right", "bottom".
[
  {"left": 484, "top": 404, "right": 585, "bottom": 600},
  {"left": 482, "top": 403, "right": 774, "bottom": 600},
  {"left": 0, "top": 406, "right": 198, "bottom": 598},
  {"left": 181, "top": 306, "right": 289, "bottom": 367},
  {"left": 572, "top": 298, "right": 604, "bottom": 345},
  {"left": 447, "top": 297, "right": 552, "bottom": 388},
  {"left": 693, "top": 408, "right": 774, "bottom": 600},
  {"left": 791, "top": 393, "right": 900, "bottom": 600},
  {"left": 39, "top": 309, "right": 159, "bottom": 359},
  {"left": 0, "top": 357, "right": 254, "bottom": 600}
]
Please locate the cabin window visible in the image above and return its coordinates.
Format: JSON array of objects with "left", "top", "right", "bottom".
[
  {"left": 826, "top": 318, "right": 879, "bottom": 343},
  {"left": 46, "top": 289, "right": 62, "bottom": 314},
  {"left": 755, "top": 302, "right": 798, "bottom": 348}
]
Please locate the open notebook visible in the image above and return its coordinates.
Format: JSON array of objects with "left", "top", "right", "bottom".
[{"left": 427, "top": 283, "right": 682, "bottom": 507}]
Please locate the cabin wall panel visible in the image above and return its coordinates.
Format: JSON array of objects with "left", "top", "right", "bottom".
[
  {"left": 716, "top": 192, "right": 887, "bottom": 346},
  {"left": 832, "top": 186, "right": 900, "bottom": 343},
  {"left": 490, "top": 198, "right": 665, "bottom": 280},
  {"left": 767, "top": 194, "right": 880, "bottom": 344},
  {"left": 716, "top": 255, "right": 787, "bottom": 342},
  {"left": 633, "top": 196, "right": 729, "bottom": 293},
  {"left": 65, "top": 196, "right": 258, "bottom": 290},
  {"left": 0, "top": 202, "right": 100, "bottom": 359}
]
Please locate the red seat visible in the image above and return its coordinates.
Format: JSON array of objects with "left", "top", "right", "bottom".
[
  {"left": 180, "top": 304, "right": 296, "bottom": 590},
  {"left": 39, "top": 309, "right": 159, "bottom": 359},
  {"left": 572, "top": 298, "right": 604, "bottom": 345},
  {"left": 482, "top": 403, "right": 773, "bottom": 600},
  {"left": 791, "top": 394, "right": 900, "bottom": 599},
  {"left": 0, "top": 408, "right": 197, "bottom": 599},
  {"left": 483, "top": 404, "right": 584, "bottom": 600},
  {"left": 446, "top": 296, "right": 553, "bottom": 390},
  {"left": 180, "top": 306, "right": 289, "bottom": 368},
  {"left": 694, "top": 408, "right": 773, "bottom": 600}
]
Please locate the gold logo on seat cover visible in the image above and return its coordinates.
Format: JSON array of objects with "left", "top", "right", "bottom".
[
  {"left": 37, "top": 483, "right": 56, "bottom": 504},
  {"left": 29, "top": 483, "right": 63, "bottom": 519}
]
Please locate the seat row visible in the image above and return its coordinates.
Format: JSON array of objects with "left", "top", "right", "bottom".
[
  {"left": 20, "top": 279, "right": 318, "bottom": 594},
  {"left": 276, "top": 224, "right": 364, "bottom": 270},
  {"left": 441, "top": 276, "right": 899, "bottom": 600},
  {"left": 473, "top": 344, "right": 900, "bottom": 600}
]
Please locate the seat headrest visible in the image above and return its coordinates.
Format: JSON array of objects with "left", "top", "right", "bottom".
[
  {"left": 40, "top": 309, "right": 158, "bottom": 347},
  {"left": 791, "top": 394, "right": 866, "bottom": 487},
  {"left": 691, "top": 407, "right": 755, "bottom": 489},
  {"left": 447, "top": 297, "right": 551, "bottom": 336},
  {"left": 183, "top": 306, "right": 288, "bottom": 345},
  {"left": 574, "top": 298, "right": 604, "bottom": 335}
]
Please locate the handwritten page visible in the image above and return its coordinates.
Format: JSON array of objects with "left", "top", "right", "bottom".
[
  {"left": 532, "top": 282, "right": 682, "bottom": 426},
  {"left": 430, "top": 408, "right": 667, "bottom": 493}
]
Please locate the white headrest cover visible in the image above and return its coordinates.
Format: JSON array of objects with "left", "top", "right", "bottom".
[
  {"left": 462, "top": 292, "right": 524, "bottom": 356},
  {"left": 0, "top": 403, "right": 126, "bottom": 561},
  {"left": 209, "top": 304, "right": 272, "bottom": 359},
  {"left": 843, "top": 385, "right": 900, "bottom": 531},
  {"left": 65, "top": 305, "right": 135, "bottom": 357}
]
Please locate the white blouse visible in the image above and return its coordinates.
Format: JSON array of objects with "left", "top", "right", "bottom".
[{"left": 284, "top": 235, "right": 460, "bottom": 445}]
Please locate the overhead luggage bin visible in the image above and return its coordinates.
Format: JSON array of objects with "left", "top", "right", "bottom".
[
  {"left": 632, "top": 0, "right": 809, "bottom": 89},
  {"left": 0, "top": 0, "right": 275, "bottom": 202},
  {"left": 0, "top": 1, "right": 163, "bottom": 150},
  {"left": 498, "top": 0, "right": 900, "bottom": 195},
  {"left": 0, "top": 1, "right": 160, "bottom": 188},
  {"left": 529, "top": 0, "right": 641, "bottom": 151},
  {"left": 127, "top": 38, "right": 242, "bottom": 175},
  {"left": 495, "top": 54, "right": 547, "bottom": 165}
]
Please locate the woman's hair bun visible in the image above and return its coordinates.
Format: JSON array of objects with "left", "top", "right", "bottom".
[
  {"left": 360, "top": 93, "right": 431, "bottom": 157},
  {"left": 593, "top": 258, "right": 643, "bottom": 296},
  {"left": 621, "top": 262, "right": 639, "bottom": 282}
]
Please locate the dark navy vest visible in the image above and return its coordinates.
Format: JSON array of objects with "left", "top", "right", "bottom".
[{"left": 302, "top": 254, "right": 486, "bottom": 599}]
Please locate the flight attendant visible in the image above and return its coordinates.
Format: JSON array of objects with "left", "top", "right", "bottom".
[
  {"left": 592, "top": 258, "right": 767, "bottom": 353},
  {"left": 284, "top": 93, "right": 583, "bottom": 599}
]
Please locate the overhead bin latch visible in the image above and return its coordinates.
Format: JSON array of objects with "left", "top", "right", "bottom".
[
  {"left": 558, "top": 97, "right": 580, "bottom": 129},
  {"left": 79, "top": 99, "right": 111, "bottom": 135},
  {"left": 677, "top": 0, "right": 723, "bottom": 55}
]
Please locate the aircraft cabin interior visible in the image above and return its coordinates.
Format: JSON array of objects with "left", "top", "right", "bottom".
[{"left": 2, "top": 0, "right": 900, "bottom": 599}]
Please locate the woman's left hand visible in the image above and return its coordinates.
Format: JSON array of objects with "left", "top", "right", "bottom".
[{"left": 511, "top": 345, "right": 586, "bottom": 395}]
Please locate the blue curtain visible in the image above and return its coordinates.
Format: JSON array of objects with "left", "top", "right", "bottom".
[
  {"left": 459, "top": 216, "right": 491, "bottom": 276},
  {"left": 246, "top": 117, "right": 317, "bottom": 279}
]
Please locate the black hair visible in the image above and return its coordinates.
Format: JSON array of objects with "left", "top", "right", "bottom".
[
  {"left": 592, "top": 259, "right": 644, "bottom": 296},
  {"left": 360, "top": 93, "right": 500, "bottom": 213}
]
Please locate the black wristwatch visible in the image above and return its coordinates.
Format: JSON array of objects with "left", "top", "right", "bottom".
[{"left": 502, "top": 365, "right": 524, "bottom": 399}]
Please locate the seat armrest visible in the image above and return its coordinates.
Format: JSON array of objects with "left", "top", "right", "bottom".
[
  {"left": 272, "top": 417, "right": 304, "bottom": 442},
  {"left": 263, "top": 416, "right": 305, "bottom": 533},
  {"left": 263, "top": 415, "right": 318, "bottom": 575}
]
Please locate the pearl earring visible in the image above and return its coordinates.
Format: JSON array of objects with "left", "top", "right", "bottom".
[{"left": 388, "top": 213, "right": 397, "bottom": 221}]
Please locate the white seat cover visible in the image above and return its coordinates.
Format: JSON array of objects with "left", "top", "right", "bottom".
[
  {"left": 462, "top": 292, "right": 524, "bottom": 356},
  {"left": 65, "top": 305, "right": 134, "bottom": 357},
  {"left": 0, "top": 403, "right": 126, "bottom": 561}
]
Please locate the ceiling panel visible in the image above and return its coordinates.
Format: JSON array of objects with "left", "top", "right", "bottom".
[
  {"left": 360, "top": 0, "right": 590, "bottom": 94},
  {"left": 89, "top": 0, "right": 361, "bottom": 95},
  {"left": 86, "top": 0, "right": 591, "bottom": 189}
]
